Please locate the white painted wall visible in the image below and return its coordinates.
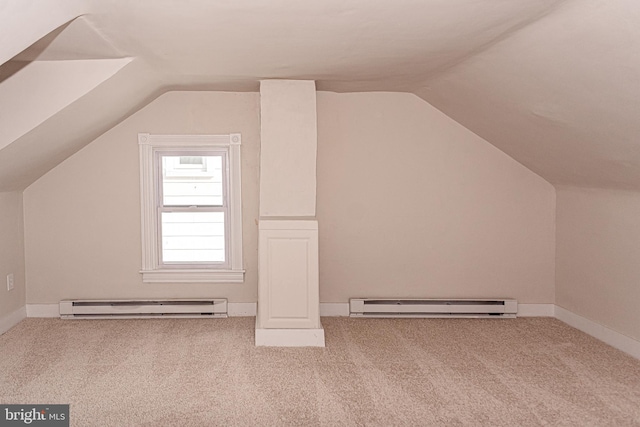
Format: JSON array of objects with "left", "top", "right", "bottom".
[
  {"left": 0, "top": 192, "right": 26, "bottom": 318},
  {"left": 23, "top": 92, "right": 260, "bottom": 304},
  {"left": 316, "top": 92, "right": 556, "bottom": 303},
  {"left": 259, "top": 80, "right": 318, "bottom": 217},
  {"left": 556, "top": 187, "right": 640, "bottom": 341}
]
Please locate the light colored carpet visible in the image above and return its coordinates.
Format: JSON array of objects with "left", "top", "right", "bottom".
[{"left": 1, "top": 317, "right": 639, "bottom": 426}]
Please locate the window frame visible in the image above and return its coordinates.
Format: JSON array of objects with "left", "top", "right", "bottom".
[{"left": 138, "top": 133, "right": 244, "bottom": 283}]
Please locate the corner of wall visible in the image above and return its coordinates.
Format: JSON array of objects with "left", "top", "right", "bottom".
[
  {"left": 0, "top": 306, "right": 26, "bottom": 335},
  {"left": 0, "top": 191, "right": 26, "bottom": 322}
]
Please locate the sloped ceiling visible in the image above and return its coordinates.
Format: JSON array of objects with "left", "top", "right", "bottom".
[{"left": 1, "top": 0, "right": 639, "bottom": 191}]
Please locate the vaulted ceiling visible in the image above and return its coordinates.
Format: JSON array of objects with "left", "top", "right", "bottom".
[{"left": 1, "top": 0, "right": 639, "bottom": 191}]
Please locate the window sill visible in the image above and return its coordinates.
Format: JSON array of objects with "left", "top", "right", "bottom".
[{"left": 140, "top": 269, "right": 245, "bottom": 283}]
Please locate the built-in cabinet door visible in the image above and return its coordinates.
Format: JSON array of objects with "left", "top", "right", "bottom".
[{"left": 257, "top": 220, "right": 320, "bottom": 329}]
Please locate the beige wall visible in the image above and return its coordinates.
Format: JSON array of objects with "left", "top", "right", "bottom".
[
  {"left": 0, "top": 191, "right": 26, "bottom": 317},
  {"left": 23, "top": 89, "right": 556, "bottom": 307},
  {"left": 556, "top": 187, "right": 640, "bottom": 341},
  {"left": 316, "top": 92, "right": 556, "bottom": 303},
  {"left": 24, "top": 91, "right": 260, "bottom": 303}
]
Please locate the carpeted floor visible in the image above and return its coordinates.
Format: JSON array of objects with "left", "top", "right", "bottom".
[{"left": 0, "top": 317, "right": 639, "bottom": 426}]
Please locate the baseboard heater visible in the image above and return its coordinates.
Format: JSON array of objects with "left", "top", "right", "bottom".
[
  {"left": 349, "top": 298, "right": 517, "bottom": 318},
  {"left": 59, "top": 299, "right": 228, "bottom": 319}
]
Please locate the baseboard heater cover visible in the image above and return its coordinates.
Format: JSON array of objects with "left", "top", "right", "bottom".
[
  {"left": 349, "top": 298, "right": 517, "bottom": 318},
  {"left": 59, "top": 299, "right": 228, "bottom": 319}
]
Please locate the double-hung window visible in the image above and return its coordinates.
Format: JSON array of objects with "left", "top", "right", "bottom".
[{"left": 139, "top": 133, "right": 244, "bottom": 283}]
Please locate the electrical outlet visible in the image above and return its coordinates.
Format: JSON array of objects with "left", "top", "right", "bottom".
[{"left": 7, "top": 273, "right": 14, "bottom": 291}]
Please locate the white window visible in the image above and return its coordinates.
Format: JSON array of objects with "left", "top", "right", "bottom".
[{"left": 138, "top": 133, "right": 244, "bottom": 283}]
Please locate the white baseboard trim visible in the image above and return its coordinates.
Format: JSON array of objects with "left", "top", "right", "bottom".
[
  {"left": 0, "top": 306, "right": 27, "bottom": 335},
  {"left": 228, "top": 302, "right": 256, "bottom": 317},
  {"left": 26, "top": 304, "right": 59, "bottom": 317},
  {"left": 255, "top": 318, "right": 325, "bottom": 347},
  {"left": 517, "top": 303, "right": 555, "bottom": 317},
  {"left": 320, "top": 302, "right": 349, "bottom": 317},
  {"left": 555, "top": 306, "right": 640, "bottom": 360}
]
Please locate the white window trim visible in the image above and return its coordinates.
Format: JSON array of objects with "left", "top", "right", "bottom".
[{"left": 139, "top": 133, "right": 244, "bottom": 283}]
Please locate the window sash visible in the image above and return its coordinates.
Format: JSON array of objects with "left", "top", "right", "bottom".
[
  {"left": 155, "top": 150, "right": 231, "bottom": 269},
  {"left": 159, "top": 153, "right": 225, "bottom": 206},
  {"left": 158, "top": 207, "right": 229, "bottom": 268}
]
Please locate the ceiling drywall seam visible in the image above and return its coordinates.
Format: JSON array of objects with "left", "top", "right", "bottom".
[
  {"left": 417, "top": 0, "right": 572, "bottom": 86},
  {"left": 13, "top": 16, "right": 127, "bottom": 61},
  {"left": 0, "top": 59, "right": 164, "bottom": 192},
  {"left": 0, "top": 0, "right": 89, "bottom": 66},
  {"left": 0, "top": 58, "right": 133, "bottom": 150},
  {"left": 413, "top": 0, "right": 640, "bottom": 191}
]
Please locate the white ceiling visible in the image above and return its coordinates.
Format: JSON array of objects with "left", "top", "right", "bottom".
[{"left": 1, "top": 0, "right": 639, "bottom": 191}]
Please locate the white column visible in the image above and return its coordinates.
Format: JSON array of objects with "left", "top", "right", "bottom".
[
  {"left": 255, "top": 80, "right": 324, "bottom": 347},
  {"left": 259, "top": 80, "right": 317, "bottom": 217}
]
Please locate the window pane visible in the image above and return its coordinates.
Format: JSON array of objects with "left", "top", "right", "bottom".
[
  {"left": 179, "top": 156, "right": 204, "bottom": 165},
  {"left": 161, "top": 212, "right": 225, "bottom": 263},
  {"left": 162, "top": 155, "right": 223, "bottom": 206}
]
